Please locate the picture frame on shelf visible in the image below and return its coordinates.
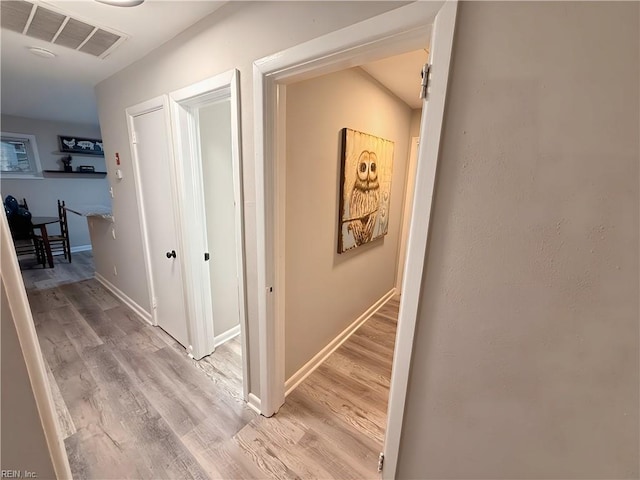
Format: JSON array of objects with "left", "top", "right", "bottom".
[{"left": 58, "top": 135, "right": 104, "bottom": 155}]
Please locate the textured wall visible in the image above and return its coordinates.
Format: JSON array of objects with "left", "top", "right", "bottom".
[
  {"left": 397, "top": 2, "right": 639, "bottom": 478},
  {"left": 285, "top": 68, "right": 412, "bottom": 379},
  {"left": 1, "top": 114, "right": 109, "bottom": 248}
]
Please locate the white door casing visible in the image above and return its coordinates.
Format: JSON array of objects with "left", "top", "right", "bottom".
[
  {"left": 253, "top": 1, "right": 457, "bottom": 476},
  {"left": 169, "top": 69, "right": 249, "bottom": 399},
  {"left": 126, "top": 97, "right": 191, "bottom": 349}
]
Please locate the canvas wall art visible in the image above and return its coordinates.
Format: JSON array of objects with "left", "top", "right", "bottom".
[{"left": 338, "top": 128, "right": 394, "bottom": 253}]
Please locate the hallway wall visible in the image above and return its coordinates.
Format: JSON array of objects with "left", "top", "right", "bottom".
[
  {"left": 397, "top": 2, "right": 639, "bottom": 477},
  {"left": 285, "top": 67, "right": 412, "bottom": 379}
]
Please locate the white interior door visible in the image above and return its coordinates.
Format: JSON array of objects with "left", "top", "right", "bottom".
[{"left": 132, "top": 107, "right": 189, "bottom": 347}]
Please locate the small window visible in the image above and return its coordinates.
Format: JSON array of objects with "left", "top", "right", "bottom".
[{"left": 0, "top": 132, "right": 43, "bottom": 179}]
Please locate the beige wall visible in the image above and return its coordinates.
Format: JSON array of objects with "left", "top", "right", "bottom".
[
  {"left": 397, "top": 2, "right": 639, "bottom": 478},
  {"left": 409, "top": 109, "right": 421, "bottom": 138},
  {"left": 1, "top": 115, "right": 110, "bottom": 248},
  {"left": 95, "top": 1, "right": 406, "bottom": 397},
  {"left": 1, "top": 282, "right": 56, "bottom": 478},
  {"left": 285, "top": 68, "right": 412, "bottom": 378}
]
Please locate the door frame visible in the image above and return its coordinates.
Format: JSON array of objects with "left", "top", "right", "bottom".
[
  {"left": 395, "top": 136, "right": 420, "bottom": 292},
  {"left": 169, "top": 69, "right": 249, "bottom": 400},
  {"left": 126, "top": 96, "right": 190, "bottom": 335},
  {"left": 253, "top": 0, "right": 457, "bottom": 475}
]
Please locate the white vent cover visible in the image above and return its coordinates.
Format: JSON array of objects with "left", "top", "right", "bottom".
[{"left": 0, "top": 1, "right": 127, "bottom": 59}]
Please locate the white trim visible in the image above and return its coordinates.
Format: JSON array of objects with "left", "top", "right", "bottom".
[
  {"left": 285, "top": 288, "right": 396, "bottom": 397},
  {"left": 94, "top": 272, "right": 153, "bottom": 326},
  {"left": 213, "top": 324, "right": 241, "bottom": 348},
  {"left": 169, "top": 69, "right": 250, "bottom": 400},
  {"left": 70, "top": 244, "right": 92, "bottom": 253},
  {"left": 247, "top": 393, "right": 262, "bottom": 415},
  {"left": 383, "top": 3, "right": 458, "bottom": 479},
  {"left": 395, "top": 136, "right": 420, "bottom": 291},
  {"left": 0, "top": 213, "right": 73, "bottom": 479},
  {"left": 254, "top": 1, "right": 442, "bottom": 418}
]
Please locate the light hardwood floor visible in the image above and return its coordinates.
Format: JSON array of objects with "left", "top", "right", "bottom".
[
  {"left": 21, "top": 250, "right": 94, "bottom": 290},
  {"left": 27, "top": 263, "right": 399, "bottom": 479}
]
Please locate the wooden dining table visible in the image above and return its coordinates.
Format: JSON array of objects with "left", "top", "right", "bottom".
[{"left": 31, "top": 216, "right": 59, "bottom": 268}]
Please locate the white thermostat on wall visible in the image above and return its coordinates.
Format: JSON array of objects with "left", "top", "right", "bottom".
[{"left": 115, "top": 169, "right": 123, "bottom": 179}]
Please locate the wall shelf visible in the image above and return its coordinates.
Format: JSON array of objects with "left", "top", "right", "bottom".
[
  {"left": 43, "top": 170, "right": 107, "bottom": 178},
  {"left": 52, "top": 151, "right": 104, "bottom": 158}
]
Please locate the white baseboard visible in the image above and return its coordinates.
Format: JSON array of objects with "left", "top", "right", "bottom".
[
  {"left": 284, "top": 288, "right": 396, "bottom": 397},
  {"left": 94, "top": 272, "right": 153, "bottom": 326},
  {"left": 51, "top": 244, "right": 92, "bottom": 256},
  {"left": 247, "top": 393, "right": 262, "bottom": 415},
  {"left": 214, "top": 324, "right": 241, "bottom": 348}
]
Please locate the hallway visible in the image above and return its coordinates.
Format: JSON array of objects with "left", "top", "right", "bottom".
[{"left": 29, "top": 274, "right": 398, "bottom": 478}]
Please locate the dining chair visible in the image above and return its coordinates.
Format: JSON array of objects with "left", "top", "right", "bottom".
[
  {"left": 36, "top": 199, "right": 72, "bottom": 262},
  {"left": 6, "top": 210, "right": 46, "bottom": 267}
]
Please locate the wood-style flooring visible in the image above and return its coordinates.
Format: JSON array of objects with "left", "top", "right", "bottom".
[
  {"left": 27, "top": 264, "right": 399, "bottom": 479},
  {"left": 21, "top": 250, "right": 94, "bottom": 290}
]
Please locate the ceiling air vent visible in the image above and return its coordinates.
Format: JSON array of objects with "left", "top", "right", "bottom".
[{"left": 0, "top": 0, "right": 128, "bottom": 59}]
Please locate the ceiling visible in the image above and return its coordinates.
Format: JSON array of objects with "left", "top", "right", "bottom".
[
  {"left": 1, "top": 0, "right": 225, "bottom": 124},
  {"left": 361, "top": 49, "right": 429, "bottom": 110},
  {"left": 1, "top": 1, "right": 426, "bottom": 126}
]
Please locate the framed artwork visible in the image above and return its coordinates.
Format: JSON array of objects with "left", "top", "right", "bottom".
[
  {"left": 58, "top": 135, "right": 104, "bottom": 155},
  {"left": 338, "top": 128, "right": 394, "bottom": 253},
  {"left": 0, "top": 132, "right": 42, "bottom": 178}
]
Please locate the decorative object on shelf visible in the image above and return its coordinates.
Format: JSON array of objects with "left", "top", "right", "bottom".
[
  {"left": 58, "top": 135, "right": 104, "bottom": 155},
  {"left": 77, "top": 165, "right": 95, "bottom": 173},
  {"left": 338, "top": 128, "right": 394, "bottom": 254},
  {"left": 61, "top": 155, "right": 73, "bottom": 172}
]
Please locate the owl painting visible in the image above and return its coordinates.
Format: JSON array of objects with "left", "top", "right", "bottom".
[{"left": 338, "top": 128, "right": 394, "bottom": 253}]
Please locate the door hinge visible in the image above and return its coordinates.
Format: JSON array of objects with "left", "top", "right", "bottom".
[
  {"left": 152, "top": 297, "right": 158, "bottom": 310},
  {"left": 377, "top": 452, "right": 384, "bottom": 472},
  {"left": 131, "top": 131, "right": 138, "bottom": 144},
  {"left": 420, "top": 63, "right": 432, "bottom": 100},
  {"left": 204, "top": 252, "right": 210, "bottom": 261}
]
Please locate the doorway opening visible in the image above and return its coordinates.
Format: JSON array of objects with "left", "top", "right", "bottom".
[
  {"left": 253, "top": 2, "right": 457, "bottom": 476},
  {"left": 169, "top": 70, "right": 249, "bottom": 402},
  {"left": 278, "top": 45, "right": 426, "bottom": 456},
  {"left": 126, "top": 70, "right": 249, "bottom": 403}
]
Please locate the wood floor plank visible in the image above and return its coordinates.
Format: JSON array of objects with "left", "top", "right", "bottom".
[
  {"left": 295, "top": 373, "right": 386, "bottom": 444},
  {"left": 234, "top": 422, "right": 302, "bottom": 480},
  {"left": 44, "top": 361, "right": 76, "bottom": 439},
  {"left": 75, "top": 279, "right": 121, "bottom": 311},
  {"left": 27, "top": 288, "right": 70, "bottom": 314}
]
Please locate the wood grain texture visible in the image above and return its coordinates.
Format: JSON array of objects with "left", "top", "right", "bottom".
[{"left": 27, "top": 255, "right": 399, "bottom": 479}]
